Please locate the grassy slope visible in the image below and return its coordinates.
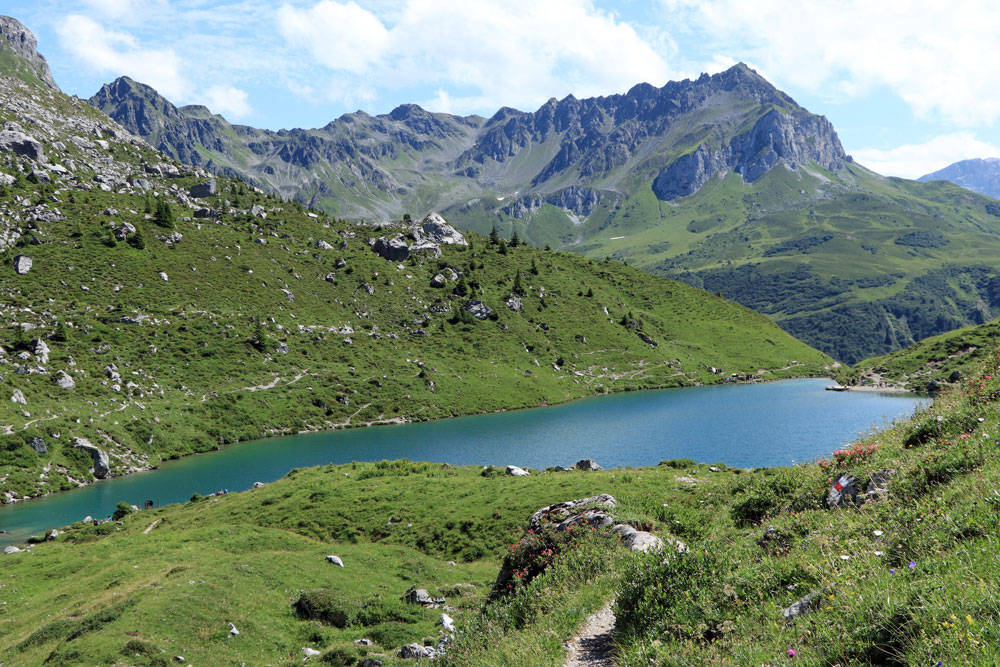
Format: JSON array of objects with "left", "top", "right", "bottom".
[
  {"left": 836, "top": 318, "right": 1000, "bottom": 391},
  {"left": 0, "top": 109, "right": 830, "bottom": 500},
  {"left": 3, "top": 356, "right": 999, "bottom": 665},
  {"left": 561, "top": 161, "right": 1000, "bottom": 364}
]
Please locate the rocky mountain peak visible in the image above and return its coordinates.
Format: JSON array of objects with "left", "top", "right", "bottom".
[{"left": 0, "top": 16, "right": 58, "bottom": 90}]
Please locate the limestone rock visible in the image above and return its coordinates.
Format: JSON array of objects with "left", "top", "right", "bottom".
[
  {"left": 302, "top": 647, "right": 321, "bottom": 657},
  {"left": 439, "top": 613, "right": 455, "bottom": 633},
  {"left": 27, "top": 436, "right": 46, "bottom": 453},
  {"left": 574, "top": 458, "right": 602, "bottom": 471},
  {"left": 73, "top": 437, "right": 110, "bottom": 479},
  {"left": 314, "top": 239, "right": 334, "bottom": 250},
  {"left": 0, "top": 129, "right": 45, "bottom": 161},
  {"left": 505, "top": 294, "right": 522, "bottom": 312},
  {"left": 373, "top": 235, "right": 409, "bottom": 261},
  {"left": 826, "top": 474, "right": 859, "bottom": 508},
  {"left": 418, "top": 213, "right": 467, "bottom": 245},
  {"left": 13, "top": 255, "right": 32, "bottom": 274},
  {"left": 398, "top": 643, "right": 436, "bottom": 659},
  {"left": 189, "top": 180, "right": 217, "bottom": 198},
  {"left": 402, "top": 586, "right": 444, "bottom": 606},
  {"left": 325, "top": 555, "right": 344, "bottom": 567},
  {"left": 0, "top": 17, "right": 59, "bottom": 89},
  {"left": 10, "top": 388, "right": 26, "bottom": 405},
  {"left": 783, "top": 588, "right": 827, "bottom": 623},
  {"left": 113, "top": 222, "right": 136, "bottom": 240},
  {"left": 505, "top": 465, "right": 529, "bottom": 476},
  {"left": 34, "top": 339, "right": 49, "bottom": 364},
  {"left": 463, "top": 299, "right": 493, "bottom": 320},
  {"left": 227, "top": 622, "right": 239, "bottom": 636},
  {"left": 250, "top": 204, "right": 266, "bottom": 218},
  {"left": 430, "top": 274, "right": 446, "bottom": 288},
  {"left": 159, "top": 272, "right": 169, "bottom": 282},
  {"left": 251, "top": 481, "right": 265, "bottom": 489},
  {"left": 4, "top": 546, "right": 22, "bottom": 554},
  {"left": 527, "top": 494, "right": 617, "bottom": 532},
  {"left": 54, "top": 370, "right": 75, "bottom": 389},
  {"left": 611, "top": 523, "right": 664, "bottom": 552}
]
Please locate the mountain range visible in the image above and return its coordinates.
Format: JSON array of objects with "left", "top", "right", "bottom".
[
  {"left": 85, "top": 66, "right": 1000, "bottom": 364},
  {"left": 919, "top": 157, "right": 1000, "bottom": 198}
]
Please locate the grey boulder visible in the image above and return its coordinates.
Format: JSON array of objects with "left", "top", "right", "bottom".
[
  {"left": 13, "top": 255, "right": 32, "bottom": 274},
  {"left": 373, "top": 235, "right": 409, "bottom": 261},
  {"left": 188, "top": 179, "right": 217, "bottom": 198},
  {"left": 73, "top": 437, "right": 110, "bottom": 479}
]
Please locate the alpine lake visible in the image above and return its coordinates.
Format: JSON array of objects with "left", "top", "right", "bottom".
[{"left": 0, "top": 378, "right": 927, "bottom": 546}]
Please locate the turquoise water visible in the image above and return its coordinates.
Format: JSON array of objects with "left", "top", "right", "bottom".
[{"left": 0, "top": 379, "right": 927, "bottom": 545}]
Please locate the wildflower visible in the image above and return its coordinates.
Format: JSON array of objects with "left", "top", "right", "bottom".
[
  {"left": 908, "top": 561, "right": 917, "bottom": 569},
  {"left": 889, "top": 568, "right": 896, "bottom": 574},
  {"left": 840, "top": 555, "right": 850, "bottom": 560},
  {"left": 874, "top": 530, "right": 884, "bottom": 537},
  {"left": 787, "top": 648, "right": 797, "bottom": 657},
  {"left": 874, "top": 551, "right": 884, "bottom": 556}
]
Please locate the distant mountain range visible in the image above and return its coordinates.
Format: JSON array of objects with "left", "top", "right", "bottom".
[
  {"left": 84, "top": 67, "right": 1000, "bottom": 364},
  {"left": 919, "top": 158, "right": 1000, "bottom": 199}
]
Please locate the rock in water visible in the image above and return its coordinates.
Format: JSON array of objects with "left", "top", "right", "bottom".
[
  {"left": 13, "top": 255, "right": 32, "bottom": 274},
  {"left": 73, "top": 438, "right": 110, "bottom": 479}
]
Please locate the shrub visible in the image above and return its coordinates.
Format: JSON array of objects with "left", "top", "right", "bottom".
[
  {"left": 112, "top": 501, "right": 134, "bottom": 521},
  {"left": 355, "top": 596, "right": 422, "bottom": 627},
  {"left": 293, "top": 589, "right": 354, "bottom": 628},
  {"left": 616, "top": 550, "right": 730, "bottom": 642},
  {"left": 320, "top": 645, "right": 359, "bottom": 666}
]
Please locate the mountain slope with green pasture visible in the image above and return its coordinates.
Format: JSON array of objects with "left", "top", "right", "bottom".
[
  {"left": 836, "top": 317, "right": 1000, "bottom": 391},
  {"left": 0, "top": 56, "right": 829, "bottom": 500}
]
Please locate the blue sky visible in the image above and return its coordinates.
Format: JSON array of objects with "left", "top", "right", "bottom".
[{"left": 6, "top": 0, "right": 1000, "bottom": 178}]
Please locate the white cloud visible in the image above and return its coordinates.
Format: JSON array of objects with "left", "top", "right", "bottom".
[
  {"left": 55, "top": 14, "right": 188, "bottom": 99},
  {"left": 202, "top": 85, "right": 253, "bottom": 119},
  {"left": 277, "top": 1, "right": 390, "bottom": 74},
  {"left": 663, "top": 0, "right": 1000, "bottom": 126},
  {"left": 277, "top": 0, "right": 674, "bottom": 113},
  {"left": 852, "top": 132, "right": 1000, "bottom": 179}
]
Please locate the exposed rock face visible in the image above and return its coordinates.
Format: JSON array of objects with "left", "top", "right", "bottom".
[
  {"left": 528, "top": 494, "right": 617, "bottom": 532},
  {"left": 73, "top": 437, "right": 110, "bottom": 479},
  {"left": 0, "top": 16, "right": 58, "bottom": 90},
  {"left": 402, "top": 586, "right": 444, "bottom": 605},
  {"left": 398, "top": 644, "right": 436, "bottom": 659},
  {"left": 87, "top": 62, "right": 843, "bottom": 224},
  {"left": 652, "top": 108, "right": 845, "bottom": 201},
  {"left": 114, "top": 222, "right": 137, "bottom": 240}
]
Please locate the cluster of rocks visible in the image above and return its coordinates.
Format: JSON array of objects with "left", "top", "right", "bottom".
[{"left": 370, "top": 213, "right": 467, "bottom": 261}]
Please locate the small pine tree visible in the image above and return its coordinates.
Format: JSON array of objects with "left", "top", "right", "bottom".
[
  {"left": 586, "top": 287, "right": 594, "bottom": 298},
  {"left": 530, "top": 257, "right": 539, "bottom": 275},
  {"left": 454, "top": 276, "right": 469, "bottom": 297},
  {"left": 153, "top": 199, "right": 174, "bottom": 229},
  {"left": 498, "top": 240, "right": 508, "bottom": 255},
  {"left": 512, "top": 271, "right": 524, "bottom": 296},
  {"left": 489, "top": 225, "right": 499, "bottom": 245},
  {"left": 510, "top": 231, "right": 520, "bottom": 247},
  {"left": 251, "top": 318, "right": 266, "bottom": 351},
  {"left": 51, "top": 321, "right": 69, "bottom": 342},
  {"left": 126, "top": 228, "right": 146, "bottom": 249}
]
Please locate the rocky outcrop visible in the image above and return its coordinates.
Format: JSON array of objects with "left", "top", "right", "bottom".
[
  {"left": 652, "top": 108, "right": 845, "bottom": 200},
  {"left": 372, "top": 235, "right": 409, "bottom": 261},
  {"left": 415, "top": 212, "right": 467, "bottom": 246},
  {"left": 0, "top": 128, "right": 45, "bottom": 161},
  {"left": 73, "top": 437, "right": 110, "bottom": 479},
  {"left": 0, "top": 16, "right": 58, "bottom": 90},
  {"left": 463, "top": 299, "right": 493, "bottom": 320}
]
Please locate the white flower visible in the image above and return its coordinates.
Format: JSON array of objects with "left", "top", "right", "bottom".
[
  {"left": 874, "top": 530, "right": 884, "bottom": 537},
  {"left": 840, "top": 554, "right": 851, "bottom": 560}
]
